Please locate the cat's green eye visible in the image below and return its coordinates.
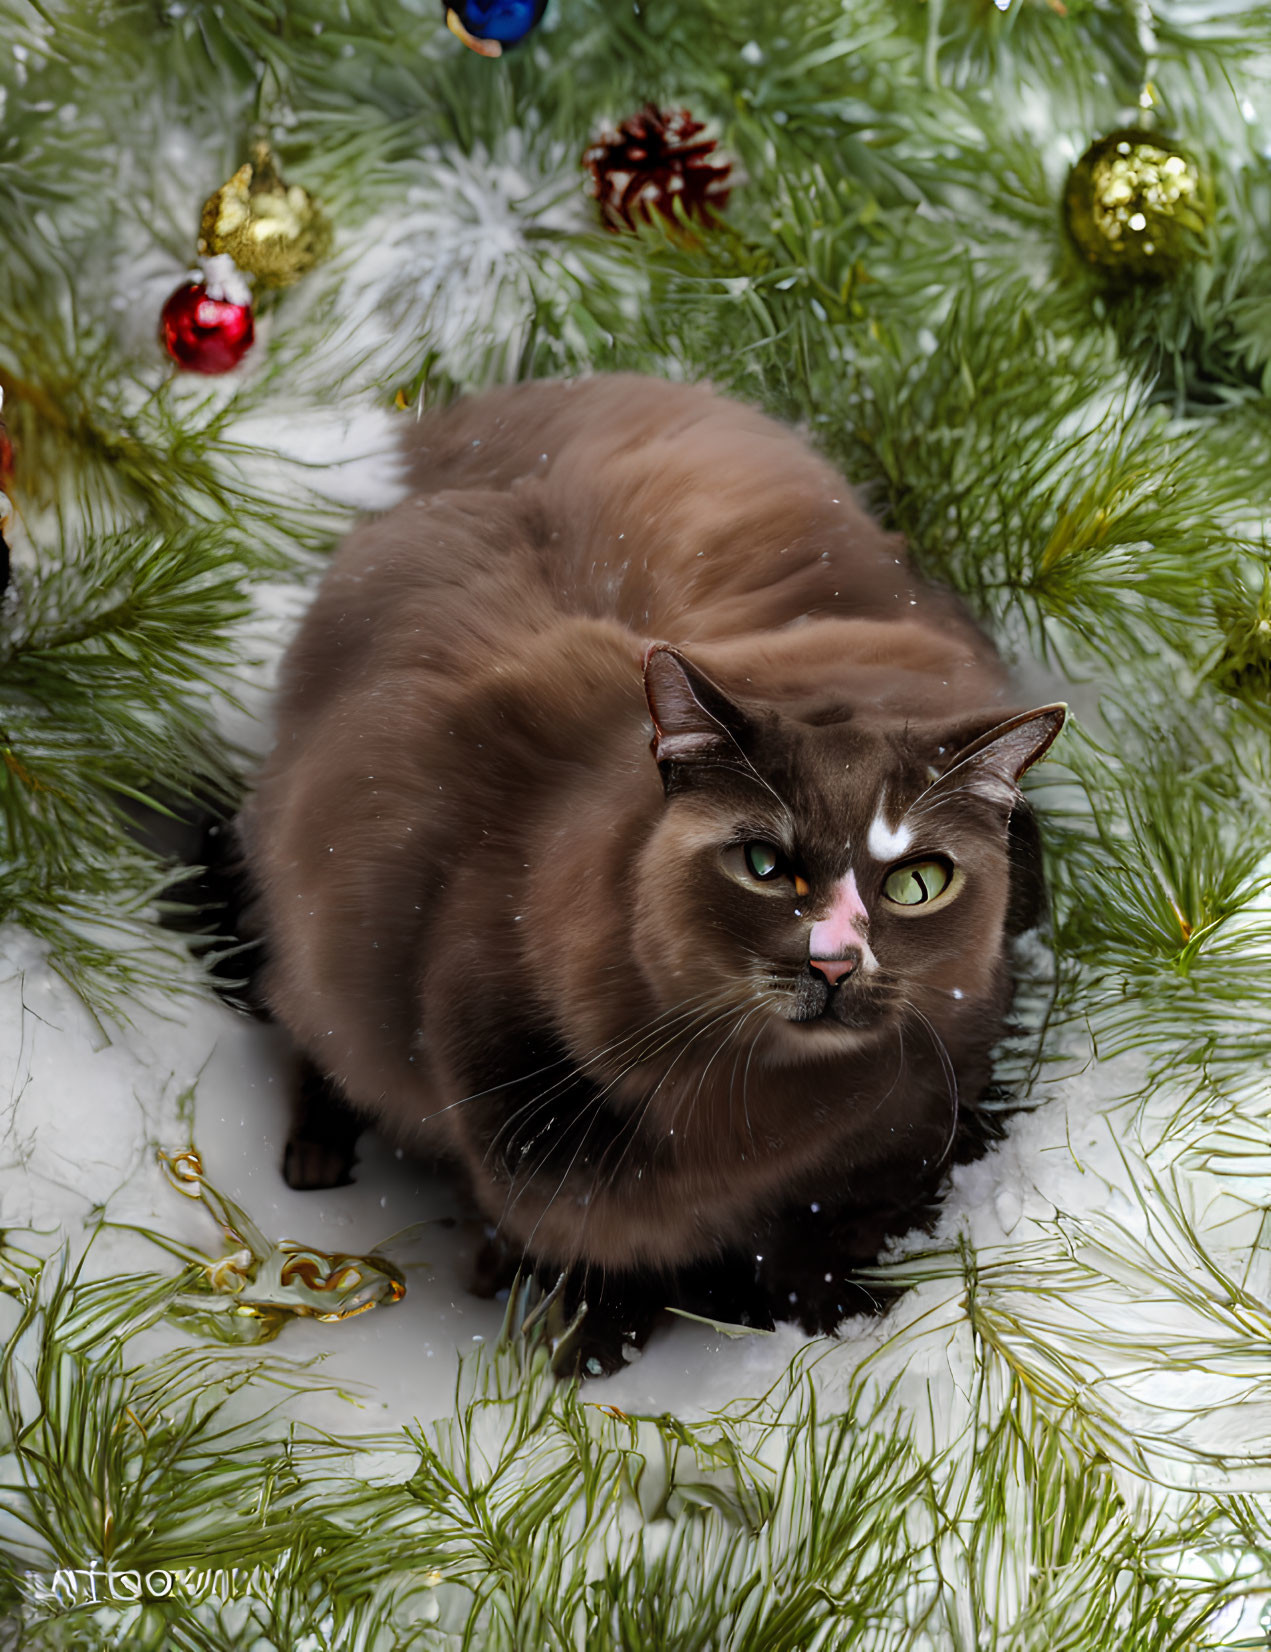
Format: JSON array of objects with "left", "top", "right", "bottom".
[
  {"left": 744, "top": 841, "right": 783, "bottom": 881},
  {"left": 882, "top": 858, "right": 954, "bottom": 906}
]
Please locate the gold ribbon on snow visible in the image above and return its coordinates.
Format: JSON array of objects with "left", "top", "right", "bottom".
[{"left": 154, "top": 1147, "right": 405, "bottom": 1345}]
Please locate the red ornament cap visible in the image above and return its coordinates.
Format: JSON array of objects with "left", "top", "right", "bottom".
[
  {"left": 583, "top": 105, "right": 732, "bottom": 236},
  {"left": 160, "top": 280, "right": 255, "bottom": 375}
]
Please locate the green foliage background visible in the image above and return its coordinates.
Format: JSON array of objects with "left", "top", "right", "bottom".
[{"left": 3, "top": 0, "right": 1271, "bottom": 1643}]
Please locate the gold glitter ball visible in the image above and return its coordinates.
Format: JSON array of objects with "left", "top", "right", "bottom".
[
  {"left": 1063, "top": 128, "right": 1209, "bottom": 280},
  {"left": 198, "top": 145, "right": 332, "bottom": 289}
]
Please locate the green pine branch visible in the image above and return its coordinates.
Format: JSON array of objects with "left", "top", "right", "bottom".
[{"left": 0, "top": 1225, "right": 1256, "bottom": 1650}]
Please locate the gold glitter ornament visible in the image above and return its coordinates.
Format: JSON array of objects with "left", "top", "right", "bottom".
[
  {"left": 198, "top": 144, "right": 332, "bottom": 289},
  {"left": 1064, "top": 128, "right": 1209, "bottom": 280}
]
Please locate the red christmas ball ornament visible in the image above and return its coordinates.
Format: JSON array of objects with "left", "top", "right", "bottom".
[
  {"left": 583, "top": 105, "right": 732, "bottom": 236},
  {"left": 160, "top": 273, "right": 255, "bottom": 375}
]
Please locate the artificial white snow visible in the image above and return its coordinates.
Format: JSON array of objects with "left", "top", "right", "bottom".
[
  {"left": 265, "top": 127, "right": 624, "bottom": 398},
  {"left": 0, "top": 930, "right": 508, "bottom": 1428}
]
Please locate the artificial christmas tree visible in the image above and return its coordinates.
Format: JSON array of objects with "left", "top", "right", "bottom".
[{"left": 3, "top": 0, "right": 1271, "bottom": 1646}]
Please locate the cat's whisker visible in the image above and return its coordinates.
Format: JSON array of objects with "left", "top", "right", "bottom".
[
  {"left": 737, "top": 1014, "right": 768, "bottom": 1153},
  {"left": 701, "top": 754, "right": 795, "bottom": 826},
  {"left": 492, "top": 1025, "right": 695, "bottom": 1177},
  {"left": 586, "top": 996, "right": 760, "bottom": 1206},
  {"left": 429, "top": 988, "right": 732, "bottom": 1141},
  {"left": 511, "top": 1102, "right": 609, "bottom": 1252},
  {"left": 724, "top": 1015, "right": 753, "bottom": 1151},
  {"left": 682, "top": 994, "right": 768, "bottom": 1140},
  {"left": 716, "top": 1000, "right": 768, "bottom": 1153},
  {"left": 486, "top": 1037, "right": 686, "bottom": 1188},
  {"left": 512, "top": 1063, "right": 651, "bottom": 1249},
  {"left": 469, "top": 984, "right": 727, "bottom": 1143},
  {"left": 421, "top": 1050, "right": 575, "bottom": 1124},
  {"left": 564, "top": 988, "right": 732, "bottom": 1078},
  {"left": 901, "top": 776, "right": 1000, "bottom": 829},
  {"left": 859, "top": 1013, "right": 908, "bottom": 1118},
  {"left": 608, "top": 997, "right": 750, "bottom": 1159},
  {"left": 902, "top": 1000, "right": 961, "bottom": 1163},
  {"left": 486, "top": 989, "right": 733, "bottom": 1172},
  {"left": 503, "top": 993, "right": 748, "bottom": 1234}
]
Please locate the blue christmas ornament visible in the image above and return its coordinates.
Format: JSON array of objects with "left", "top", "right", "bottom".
[{"left": 444, "top": 0, "right": 547, "bottom": 56}]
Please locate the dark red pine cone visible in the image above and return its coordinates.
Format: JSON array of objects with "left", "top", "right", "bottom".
[{"left": 583, "top": 105, "right": 732, "bottom": 235}]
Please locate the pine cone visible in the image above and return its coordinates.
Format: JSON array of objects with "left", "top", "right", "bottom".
[{"left": 583, "top": 106, "right": 732, "bottom": 236}]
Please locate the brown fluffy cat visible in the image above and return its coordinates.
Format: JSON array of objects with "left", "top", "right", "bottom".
[{"left": 238, "top": 375, "right": 1064, "bottom": 1372}]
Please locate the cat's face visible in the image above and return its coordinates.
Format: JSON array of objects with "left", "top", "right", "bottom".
[{"left": 633, "top": 647, "right": 1064, "bottom": 1067}]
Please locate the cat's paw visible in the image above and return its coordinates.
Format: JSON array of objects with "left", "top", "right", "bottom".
[
  {"left": 283, "top": 1058, "right": 364, "bottom": 1189},
  {"left": 282, "top": 1136, "right": 358, "bottom": 1190},
  {"left": 468, "top": 1228, "right": 524, "bottom": 1298},
  {"left": 548, "top": 1279, "right": 663, "bottom": 1380}
]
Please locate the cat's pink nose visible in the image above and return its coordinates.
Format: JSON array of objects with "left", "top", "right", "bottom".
[{"left": 810, "top": 954, "right": 858, "bottom": 986}]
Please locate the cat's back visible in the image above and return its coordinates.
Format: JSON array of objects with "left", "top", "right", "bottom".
[
  {"left": 277, "top": 377, "right": 991, "bottom": 718},
  {"left": 261, "top": 375, "right": 1000, "bottom": 840},
  {"left": 398, "top": 375, "right": 981, "bottom": 646}
]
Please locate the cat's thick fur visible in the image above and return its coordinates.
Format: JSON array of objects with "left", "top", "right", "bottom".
[{"left": 239, "top": 375, "right": 1063, "bottom": 1370}]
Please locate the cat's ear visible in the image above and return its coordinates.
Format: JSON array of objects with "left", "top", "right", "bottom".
[
  {"left": 643, "top": 644, "right": 749, "bottom": 786},
  {"left": 937, "top": 704, "right": 1067, "bottom": 806}
]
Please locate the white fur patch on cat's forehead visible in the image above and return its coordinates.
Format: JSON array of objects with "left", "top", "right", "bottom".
[{"left": 866, "top": 807, "right": 912, "bottom": 862}]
